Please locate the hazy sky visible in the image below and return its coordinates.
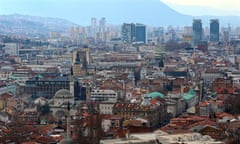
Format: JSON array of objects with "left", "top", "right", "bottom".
[
  {"left": 161, "top": 0, "right": 240, "bottom": 10},
  {"left": 1, "top": 0, "right": 239, "bottom": 15},
  {"left": 0, "top": 0, "right": 240, "bottom": 25},
  {"left": 161, "top": 0, "right": 240, "bottom": 15}
]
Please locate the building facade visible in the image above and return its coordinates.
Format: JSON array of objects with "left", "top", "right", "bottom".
[
  {"left": 90, "top": 89, "right": 118, "bottom": 102},
  {"left": 210, "top": 19, "right": 220, "bottom": 42},
  {"left": 72, "top": 48, "right": 90, "bottom": 76},
  {"left": 135, "top": 23, "right": 146, "bottom": 44},
  {"left": 112, "top": 100, "right": 167, "bottom": 127},
  {"left": 25, "top": 76, "right": 79, "bottom": 99},
  {"left": 121, "top": 23, "right": 136, "bottom": 43},
  {"left": 192, "top": 19, "right": 202, "bottom": 45}
]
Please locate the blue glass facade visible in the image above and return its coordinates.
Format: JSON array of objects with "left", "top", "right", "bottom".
[
  {"left": 135, "top": 23, "right": 146, "bottom": 44},
  {"left": 192, "top": 19, "right": 202, "bottom": 45},
  {"left": 210, "top": 19, "right": 219, "bottom": 42}
]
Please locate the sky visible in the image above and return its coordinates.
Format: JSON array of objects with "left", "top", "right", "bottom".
[
  {"left": 1, "top": 0, "right": 239, "bottom": 15},
  {"left": 0, "top": 0, "right": 240, "bottom": 25},
  {"left": 160, "top": 0, "right": 240, "bottom": 16}
]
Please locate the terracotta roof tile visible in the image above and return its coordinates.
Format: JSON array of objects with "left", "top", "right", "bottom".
[{"left": 217, "top": 112, "right": 235, "bottom": 119}]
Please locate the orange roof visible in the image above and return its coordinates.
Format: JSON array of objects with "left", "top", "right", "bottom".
[
  {"left": 199, "top": 101, "right": 210, "bottom": 107},
  {"left": 2, "top": 127, "right": 11, "bottom": 133},
  {"left": 217, "top": 112, "right": 235, "bottom": 119},
  {"left": 216, "top": 87, "right": 234, "bottom": 94},
  {"left": 187, "top": 119, "right": 216, "bottom": 129},
  {"left": 22, "top": 142, "right": 38, "bottom": 144},
  {"left": 159, "top": 124, "right": 191, "bottom": 134},
  {"left": 0, "top": 93, "right": 12, "bottom": 100}
]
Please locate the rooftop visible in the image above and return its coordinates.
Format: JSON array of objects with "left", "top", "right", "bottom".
[
  {"left": 183, "top": 88, "right": 196, "bottom": 100},
  {"left": 148, "top": 91, "right": 165, "bottom": 99}
]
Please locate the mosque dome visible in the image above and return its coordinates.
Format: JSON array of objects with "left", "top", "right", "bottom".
[{"left": 54, "top": 89, "right": 72, "bottom": 98}]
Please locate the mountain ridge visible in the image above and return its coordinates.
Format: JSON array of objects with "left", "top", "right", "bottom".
[
  {"left": 0, "top": 13, "right": 79, "bottom": 37},
  {"left": 0, "top": 0, "right": 240, "bottom": 37}
]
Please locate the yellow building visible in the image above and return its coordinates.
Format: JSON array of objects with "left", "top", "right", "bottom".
[{"left": 0, "top": 93, "right": 12, "bottom": 110}]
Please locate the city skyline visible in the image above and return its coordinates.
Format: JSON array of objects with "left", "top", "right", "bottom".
[
  {"left": 1, "top": 2, "right": 240, "bottom": 144},
  {"left": 0, "top": 0, "right": 240, "bottom": 26}
]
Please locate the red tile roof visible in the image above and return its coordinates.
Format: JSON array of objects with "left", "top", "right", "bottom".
[
  {"left": 160, "top": 115, "right": 214, "bottom": 134},
  {"left": 216, "top": 112, "right": 235, "bottom": 119},
  {"left": 22, "top": 142, "right": 38, "bottom": 144},
  {"left": 36, "top": 136, "right": 57, "bottom": 144},
  {"left": 187, "top": 119, "right": 217, "bottom": 129}
]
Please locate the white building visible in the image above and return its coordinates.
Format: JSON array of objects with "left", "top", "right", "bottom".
[
  {"left": 90, "top": 89, "right": 118, "bottom": 102},
  {"left": 99, "top": 102, "right": 115, "bottom": 115},
  {"left": 156, "top": 132, "right": 224, "bottom": 144}
]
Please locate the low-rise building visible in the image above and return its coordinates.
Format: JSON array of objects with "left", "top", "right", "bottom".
[
  {"left": 90, "top": 89, "right": 118, "bottom": 102},
  {"left": 156, "top": 132, "right": 224, "bottom": 144},
  {"left": 165, "top": 93, "right": 186, "bottom": 117},
  {"left": 21, "top": 107, "right": 39, "bottom": 125},
  {"left": 25, "top": 76, "right": 79, "bottom": 99},
  {"left": 99, "top": 102, "right": 115, "bottom": 115},
  {"left": 113, "top": 94, "right": 167, "bottom": 127}
]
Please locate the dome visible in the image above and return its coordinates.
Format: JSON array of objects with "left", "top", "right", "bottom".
[
  {"left": 54, "top": 89, "right": 72, "bottom": 98},
  {"left": 59, "top": 138, "right": 77, "bottom": 144},
  {"left": 148, "top": 92, "right": 165, "bottom": 99},
  {"left": 182, "top": 88, "right": 195, "bottom": 100}
]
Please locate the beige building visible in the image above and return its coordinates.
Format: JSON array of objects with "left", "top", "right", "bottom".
[
  {"left": 99, "top": 102, "right": 115, "bottom": 115},
  {"left": 72, "top": 48, "right": 89, "bottom": 76}
]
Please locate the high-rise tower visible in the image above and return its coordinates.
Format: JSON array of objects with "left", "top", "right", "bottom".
[
  {"left": 192, "top": 19, "right": 202, "bottom": 45},
  {"left": 91, "top": 17, "right": 97, "bottom": 37},
  {"left": 210, "top": 19, "right": 219, "bottom": 42},
  {"left": 99, "top": 17, "right": 106, "bottom": 33},
  {"left": 121, "top": 23, "right": 136, "bottom": 43},
  {"left": 135, "top": 23, "right": 146, "bottom": 44}
]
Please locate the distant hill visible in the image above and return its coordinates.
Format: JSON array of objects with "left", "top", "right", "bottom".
[
  {"left": 0, "top": 0, "right": 240, "bottom": 37},
  {"left": 73, "top": 0, "right": 193, "bottom": 26},
  {"left": 0, "top": 14, "right": 78, "bottom": 37}
]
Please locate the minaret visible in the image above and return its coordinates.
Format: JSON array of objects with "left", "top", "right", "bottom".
[
  {"left": 66, "top": 101, "right": 71, "bottom": 138},
  {"left": 59, "top": 100, "right": 77, "bottom": 144},
  {"left": 70, "top": 76, "right": 74, "bottom": 97}
]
